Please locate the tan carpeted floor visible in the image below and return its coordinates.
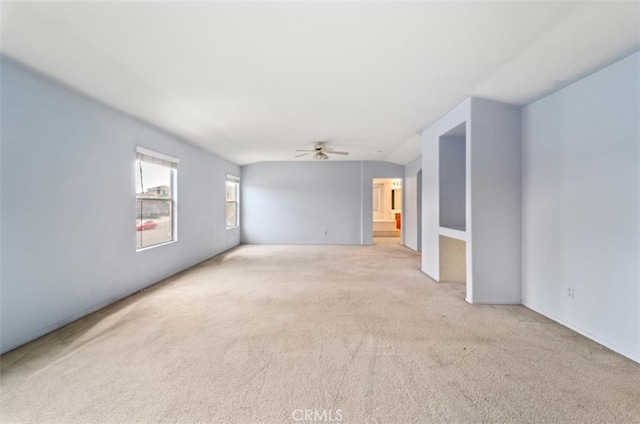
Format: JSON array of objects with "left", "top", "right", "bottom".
[{"left": 1, "top": 243, "right": 639, "bottom": 424}]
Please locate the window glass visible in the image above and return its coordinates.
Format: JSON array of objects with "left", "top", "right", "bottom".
[
  {"left": 226, "top": 177, "right": 239, "bottom": 228},
  {"left": 136, "top": 156, "right": 176, "bottom": 249}
]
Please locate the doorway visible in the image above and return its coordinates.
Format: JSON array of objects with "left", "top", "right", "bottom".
[{"left": 372, "top": 178, "right": 402, "bottom": 245}]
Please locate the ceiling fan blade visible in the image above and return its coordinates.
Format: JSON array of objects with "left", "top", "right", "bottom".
[
  {"left": 295, "top": 149, "right": 314, "bottom": 152},
  {"left": 295, "top": 152, "right": 312, "bottom": 158},
  {"left": 327, "top": 151, "right": 349, "bottom": 155}
]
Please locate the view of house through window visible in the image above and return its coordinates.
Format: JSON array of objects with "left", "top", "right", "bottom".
[
  {"left": 136, "top": 148, "right": 177, "bottom": 249},
  {"left": 226, "top": 175, "right": 240, "bottom": 228}
]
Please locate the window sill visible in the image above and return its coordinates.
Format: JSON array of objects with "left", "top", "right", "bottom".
[{"left": 136, "top": 240, "right": 176, "bottom": 252}]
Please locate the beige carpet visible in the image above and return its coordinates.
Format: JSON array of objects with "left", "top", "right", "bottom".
[{"left": 1, "top": 243, "right": 639, "bottom": 424}]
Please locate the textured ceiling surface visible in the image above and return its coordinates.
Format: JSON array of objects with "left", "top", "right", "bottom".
[{"left": 2, "top": 1, "right": 639, "bottom": 165}]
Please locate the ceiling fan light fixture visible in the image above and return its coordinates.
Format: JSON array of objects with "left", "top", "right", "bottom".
[{"left": 313, "top": 151, "right": 329, "bottom": 160}]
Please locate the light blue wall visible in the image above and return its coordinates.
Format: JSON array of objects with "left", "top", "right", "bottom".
[
  {"left": 439, "top": 136, "right": 465, "bottom": 230},
  {"left": 241, "top": 161, "right": 403, "bottom": 244},
  {"left": 422, "top": 98, "right": 522, "bottom": 304},
  {"left": 241, "top": 161, "right": 361, "bottom": 244},
  {"left": 468, "top": 98, "right": 522, "bottom": 304},
  {"left": 0, "top": 59, "right": 241, "bottom": 353},
  {"left": 422, "top": 99, "right": 471, "bottom": 281},
  {"left": 522, "top": 52, "right": 640, "bottom": 362}
]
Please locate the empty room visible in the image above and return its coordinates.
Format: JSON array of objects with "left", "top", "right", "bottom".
[{"left": 1, "top": 1, "right": 639, "bottom": 423}]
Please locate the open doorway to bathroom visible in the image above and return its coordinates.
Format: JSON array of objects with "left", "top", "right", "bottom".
[{"left": 372, "top": 178, "right": 402, "bottom": 245}]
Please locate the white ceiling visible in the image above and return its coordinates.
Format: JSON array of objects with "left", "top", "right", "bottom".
[{"left": 2, "top": 1, "right": 639, "bottom": 165}]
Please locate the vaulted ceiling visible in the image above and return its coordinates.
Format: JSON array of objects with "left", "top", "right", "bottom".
[{"left": 2, "top": 1, "right": 639, "bottom": 165}]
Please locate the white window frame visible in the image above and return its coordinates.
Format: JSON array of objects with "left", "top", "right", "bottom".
[
  {"left": 226, "top": 174, "right": 240, "bottom": 229},
  {"left": 135, "top": 147, "right": 179, "bottom": 251}
]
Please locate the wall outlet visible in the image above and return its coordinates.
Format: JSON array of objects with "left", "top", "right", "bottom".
[{"left": 567, "top": 286, "right": 574, "bottom": 299}]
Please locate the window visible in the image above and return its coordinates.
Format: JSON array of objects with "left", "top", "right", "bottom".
[
  {"left": 135, "top": 147, "right": 178, "bottom": 250},
  {"left": 226, "top": 175, "right": 240, "bottom": 229}
]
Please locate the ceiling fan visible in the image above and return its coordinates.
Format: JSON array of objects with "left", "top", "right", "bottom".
[{"left": 295, "top": 142, "right": 349, "bottom": 160}]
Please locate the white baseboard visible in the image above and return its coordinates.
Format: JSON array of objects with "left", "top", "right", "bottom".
[{"left": 522, "top": 301, "right": 640, "bottom": 365}]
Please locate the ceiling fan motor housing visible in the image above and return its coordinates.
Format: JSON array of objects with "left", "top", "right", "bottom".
[{"left": 295, "top": 142, "right": 348, "bottom": 160}]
